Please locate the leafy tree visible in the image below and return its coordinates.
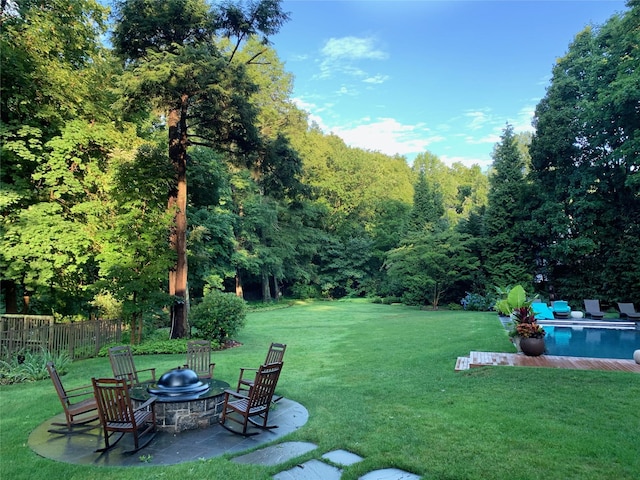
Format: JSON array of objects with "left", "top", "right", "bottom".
[
  {"left": 385, "top": 230, "right": 479, "bottom": 308},
  {"left": 110, "top": 0, "right": 289, "bottom": 337},
  {"left": 527, "top": 2, "right": 639, "bottom": 301},
  {"left": 95, "top": 144, "right": 175, "bottom": 344},
  {"left": 0, "top": 0, "right": 112, "bottom": 313}
]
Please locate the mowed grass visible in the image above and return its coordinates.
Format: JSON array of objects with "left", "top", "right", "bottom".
[{"left": 1, "top": 300, "right": 639, "bottom": 479}]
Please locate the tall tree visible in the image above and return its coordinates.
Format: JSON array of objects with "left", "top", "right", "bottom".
[
  {"left": 110, "top": 0, "right": 289, "bottom": 337},
  {"left": 484, "top": 123, "right": 530, "bottom": 288},
  {"left": 527, "top": 2, "right": 639, "bottom": 301}
]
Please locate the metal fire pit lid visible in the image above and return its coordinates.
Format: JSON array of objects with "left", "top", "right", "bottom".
[{"left": 147, "top": 367, "right": 210, "bottom": 396}]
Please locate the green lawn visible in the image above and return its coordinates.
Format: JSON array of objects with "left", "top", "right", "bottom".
[{"left": 1, "top": 300, "right": 639, "bottom": 479}]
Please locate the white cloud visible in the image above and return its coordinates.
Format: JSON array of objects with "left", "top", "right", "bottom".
[
  {"left": 363, "top": 74, "right": 389, "bottom": 84},
  {"left": 331, "top": 117, "right": 442, "bottom": 157},
  {"left": 319, "top": 36, "right": 388, "bottom": 79},
  {"left": 464, "top": 110, "right": 492, "bottom": 131},
  {"left": 321, "top": 37, "right": 388, "bottom": 61}
]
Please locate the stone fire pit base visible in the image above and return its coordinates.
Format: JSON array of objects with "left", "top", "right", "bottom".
[{"left": 133, "top": 393, "right": 225, "bottom": 433}]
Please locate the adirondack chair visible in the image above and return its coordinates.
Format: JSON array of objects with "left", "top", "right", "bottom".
[
  {"left": 184, "top": 340, "right": 215, "bottom": 379},
  {"left": 220, "top": 362, "right": 283, "bottom": 436},
  {"left": 46, "top": 362, "right": 99, "bottom": 434},
  {"left": 92, "top": 377, "right": 157, "bottom": 453}
]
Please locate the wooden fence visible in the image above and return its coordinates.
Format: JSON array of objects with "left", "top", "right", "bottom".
[{"left": 0, "top": 314, "right": 122, "bottom": 360}]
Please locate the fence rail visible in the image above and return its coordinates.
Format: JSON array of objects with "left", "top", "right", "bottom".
[{"left": 0, "top": 315, "right": 122, "bottom": 360}]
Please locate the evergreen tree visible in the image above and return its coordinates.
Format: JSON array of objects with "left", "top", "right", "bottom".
[{"left": 484, "top": 123, "right": 530, "bottom": 288}]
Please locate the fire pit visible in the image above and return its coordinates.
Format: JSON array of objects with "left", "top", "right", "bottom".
[
  {"left": 148, "top": 367, "right": 210, "bottom": 400},
  {"left": 129, "top": 368, "right": 230, "bottom": 433}
]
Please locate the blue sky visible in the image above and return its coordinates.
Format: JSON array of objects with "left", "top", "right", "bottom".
[{"left": 271, "top": 0, "right": 629, "bottom": 168}]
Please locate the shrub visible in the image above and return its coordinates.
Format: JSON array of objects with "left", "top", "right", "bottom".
[
  {"left": 461, "top": 292, "right": 495, "bottom": 311},
  {"left": 189, "top": 290, "right": 247, "bottom": 343},
  {"left": 0, "top": 348, "right": 71, "bottom": 384}
]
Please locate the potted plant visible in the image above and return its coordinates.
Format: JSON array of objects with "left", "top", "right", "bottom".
[{"left": 513, "top": 306, "right": 546, "bottom": 356}]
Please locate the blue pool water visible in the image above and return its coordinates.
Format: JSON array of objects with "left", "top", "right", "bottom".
[{"left": 541, "top": 324, "right": 640, "bottom": 359}]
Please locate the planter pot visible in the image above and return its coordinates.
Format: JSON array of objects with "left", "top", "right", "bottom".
[{"left": 520, "top": 337, "right": 545, "bottom": 356}]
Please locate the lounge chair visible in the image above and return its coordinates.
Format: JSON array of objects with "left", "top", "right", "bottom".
[
  {"left": 617, "top": 302, "right": 640, "bottom": 320},
  {"left": 551, "top": 300, "right": 571, "bottom": 319},
  {"left": 531, "top": 302, "right": 554, "bottom": 320},
  {"left": 584, "top": 299, "right": 605, "bottom": 319}
]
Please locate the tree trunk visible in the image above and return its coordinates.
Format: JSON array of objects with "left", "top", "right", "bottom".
[
  {"left": 235, "top": 269, "right": 244, "bottom": 298},
  {"left": 168, "top": 99, "right": 189, "bottom": 339},
  {"left": 272, "top": 275, "right": 281, "bottom": 302},
  {"left": 261, "top": 271, "right": 271, "bottom": 302},
  {"left": 1, "top": 280, "right": 17, "bottom": 313}
]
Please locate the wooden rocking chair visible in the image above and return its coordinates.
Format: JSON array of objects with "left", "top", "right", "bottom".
[
  {"left": 108, "top": 345, "right": 156, "bottom": 387},
  {"left": 46, "top": 362, "right": 98, "bottom": 434},
  {"left": 220, "top": 362, "right": 283, "bottom": 436},
  {"left": 184, "top": 340, "right": 215, "bottom": 379},
  {"left": 92, "top": 377, "right": 157, "bottom": 453},
  {"left": 236, "top": 342, "right": 286, "bottom": 400}
]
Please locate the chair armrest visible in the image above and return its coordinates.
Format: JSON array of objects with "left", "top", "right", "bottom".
[
  {"left": 238, "top": 367, "right": 257, "bottom": 379},
  {"left": 134, "top": 396, "right": 157, "bottom": 412},
  {"left": 224, "top": 389, "right": 249, "bottom": 401},
  {"left": 137, "top": 367, "right": 156, "bottom": 379},
  {"left": 65, "top": 388, "right": 95, "bottom": 400},
  {"left": 65, "top": 383, "right": 95, "bottom": 394}
]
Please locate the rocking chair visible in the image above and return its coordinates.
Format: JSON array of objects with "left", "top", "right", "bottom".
[
  {"left": 108, "top": 345, "right": 156, "bottom": 387},
  {"left": 184, "top": 340, "right": 216, "bottom": 379},
  {"left": 220, "top": 362, "right": 283, "bottom": 436},
  {"left": 46, "top": 362, "right": 98, "bottom": 434},
  {"left": 92, "top": 377, "right": 157, "bottom": 453},
  {"left": 236, "top": 342, "right": 286, "bottom": 400}
]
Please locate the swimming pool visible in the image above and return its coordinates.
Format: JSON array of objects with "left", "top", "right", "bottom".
[{"left": 539, "top": 320, "right": 640, "bottom": 359}]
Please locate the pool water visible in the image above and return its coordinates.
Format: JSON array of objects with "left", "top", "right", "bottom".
[{"left": 542, "top": 325, "right": 640, "bottom": 359}]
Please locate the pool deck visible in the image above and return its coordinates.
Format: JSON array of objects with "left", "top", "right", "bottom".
[{"left": 455, "top": 351, "right": 640, "bottom": 373}]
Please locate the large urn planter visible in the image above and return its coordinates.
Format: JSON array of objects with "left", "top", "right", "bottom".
[{"left": 520, "top": 337, "right": 545, "bottom": 356}]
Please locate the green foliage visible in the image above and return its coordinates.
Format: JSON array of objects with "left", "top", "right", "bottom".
[
  {"left": 189, "top": 290, "right": 247, "bottom": 343},
  {"left": 0, "top": 348, "right": 71, "bottom": 385},
  {"left": 494, "top": 284, "right": 530, "bottom": 316},
  {"left": 461, "top": 291, "right": 495, "bottom": 311}
]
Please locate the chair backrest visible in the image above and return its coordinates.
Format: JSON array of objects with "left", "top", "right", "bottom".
[
  {"left": 92, "top": 377, "right": 136, "bottom": 426},
  {"left": 264, "top": 343, "right": 286, "bottom": 365},
  {"left": 186, "top": 340, "right": 213, "bottom": 378},
  {"left": 552, "top": 301, "right": 570, "bottom": 312},
  {"left": 618, "top": 303, "right": 637, "bottom": 315},
  {"left": 584, "top": 299, "right": 601, "bottom": 312},
  {"left": 248, "top": 362, "right": 283, "bottom": 410},
  {"left": 108, "top": 345, "right": 139, "bottom": 385},
  {"left": 47, "top": 361, "right": 70, "bottom": 407}
]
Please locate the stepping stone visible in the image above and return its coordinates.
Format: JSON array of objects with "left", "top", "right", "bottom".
[
  {"left": 233, "top": 441, "right": 317, "bottom": 466},
  {"left": 359, "top": 468, "right": 421, "bottom": 480},
  {"left": 322, "top": 449, "right": 363, "bottom": 466},
  {"left": 273, "top": 459, "right": 342, "bottom": 480}
]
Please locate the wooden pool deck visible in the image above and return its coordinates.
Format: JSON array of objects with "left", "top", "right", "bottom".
[{"left": 455, "top": 351, "right": 640, "bottom": 373}]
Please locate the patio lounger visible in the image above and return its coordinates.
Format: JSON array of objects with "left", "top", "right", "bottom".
[
  {"left": 584, "top": 299, "right": 605, "bottom": 319},
  {"left": 617, "top": 302, "right": 640, "bottom": 320},
  {"left": 531, "top": 302, "right": 554, "bottom": 320},
  {"left": 551, "top": 300, "right": 571, "bottom": 319}
]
